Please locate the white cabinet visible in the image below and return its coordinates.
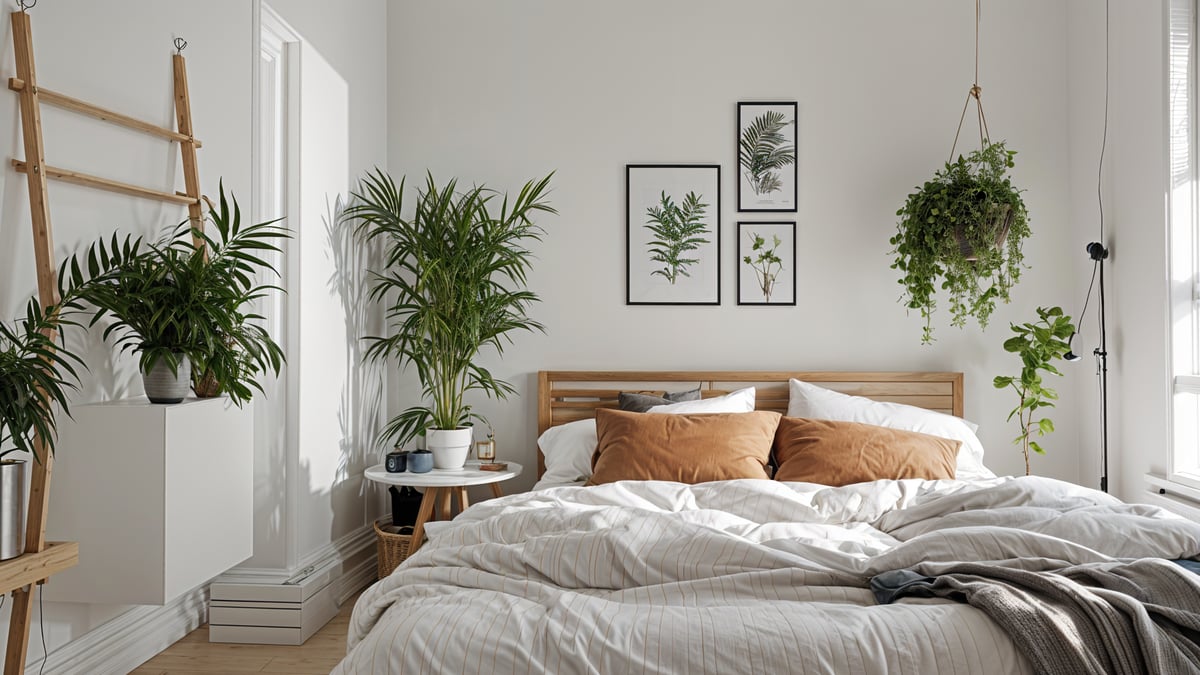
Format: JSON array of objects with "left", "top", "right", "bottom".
[{"left": 45, "top": 397, "right": 253, "bottom": 605}]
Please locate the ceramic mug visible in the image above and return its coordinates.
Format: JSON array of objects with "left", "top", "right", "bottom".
[
  {"left": 385, "top": 451, "right": 408, "bottom": 473},
  {"left": 408, "top": 450, "right": 434, "bottom": 473}
]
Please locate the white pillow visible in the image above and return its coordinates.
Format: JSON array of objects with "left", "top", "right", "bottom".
[
  {"left": 536, "top": 418, "right": 598, "bottom": 487},
  {"left": 647, "top": 387, "right": 756, "bottom": 413},
  {"left": 535, "top": 387, "right": 759, "bottom": 488},
  {"left": 786, "top": 379, "right": 994, "bottom": 480}
]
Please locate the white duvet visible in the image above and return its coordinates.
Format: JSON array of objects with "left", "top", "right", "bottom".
[{"left": 334, "top": 477, "right": 1200, "bottom": 675}]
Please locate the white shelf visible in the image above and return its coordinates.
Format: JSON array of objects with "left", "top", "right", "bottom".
[{"left": 45, "top": 396, "right": 254, "bottom": 605}]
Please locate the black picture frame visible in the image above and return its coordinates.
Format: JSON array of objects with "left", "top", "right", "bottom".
[
  {"left": 737, "top": 221, "right": 796, "bottom": 306},
  {"left": 737, "top": 101, "right": 798, "bottom": 213},
  {"left": 626, "top": 164, "right": 721, "bottom": 305}
]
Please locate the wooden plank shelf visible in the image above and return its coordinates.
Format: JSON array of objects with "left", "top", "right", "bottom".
[{"left": 0, "top": 543, "right": 78, "bottom": 595}]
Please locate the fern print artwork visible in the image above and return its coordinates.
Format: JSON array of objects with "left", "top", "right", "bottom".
[
  {"left": 645, "top": 190, "right": 710, "bottom": 285},
  {"left": 626, "top": 164, "right": 721, "bottom": 305},
  {"left": 737, "top": 102, "right": 798, "bottom": 212}
]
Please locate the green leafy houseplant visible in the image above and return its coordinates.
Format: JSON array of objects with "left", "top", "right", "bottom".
[
  {"left": 345, "top": 169, "right": 556, "bottom": 450},
  {"left": 743, "top": 231, "right": 784, "bottom": 302},
  {"left": 890, "top": 140, "right": 1031, "bottom": 344},
  {"left": 739, "top": 111, "right": 796, "bottom": 195},
  {"left": 646, "top": 191, "right": 709, "bottom": 285},
  {"left": 993, "top": 306, "right": 1075, "bottom": 475},
  {"left": 0, "top": 296, "right": 85, "bottom": 462},
  {"left": 64, "top": 184, "right": 287, "bottom": 405}
]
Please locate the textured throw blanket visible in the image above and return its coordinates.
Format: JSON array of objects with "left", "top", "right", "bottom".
[{"left": 872, "top": 558, "right": 1200, "bottom": 675}]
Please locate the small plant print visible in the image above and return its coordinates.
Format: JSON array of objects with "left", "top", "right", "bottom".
[
  {"left": 645, "top": 191, "right": 710, "bottom": 285},
  {"left": 739, "top": 110, "right": 796, "bottom": 196},
  {"left": 743, "top": 231, "right": 784, "bottom": 302}
]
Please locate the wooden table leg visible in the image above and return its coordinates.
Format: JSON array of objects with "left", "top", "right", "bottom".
[
  {"left": 489, "top": 483, "right": 503, "bottom": 499},
  {"left": 456, "top": 486, "right": 470, "bottom": 512},
  {"left": 409, "top": 487, "right": 439, "bottom": 555},
  {"left": 438, "top": 487, "right": 453, "bottom": 520}
]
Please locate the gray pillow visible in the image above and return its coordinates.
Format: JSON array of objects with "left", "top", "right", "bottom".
[{"left": 617, "top": 387, "right": 702, "bottom": 413}]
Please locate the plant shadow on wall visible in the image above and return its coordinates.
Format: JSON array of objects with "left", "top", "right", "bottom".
[
  {"left": 343, "top": 170, "right": 556, "bottom": 471},
  {"left": 889, "top": 140, "right": 1030, "bottom": 344},
  {"left": 324, "top": 194, "right": 386, "bottom": 536}
]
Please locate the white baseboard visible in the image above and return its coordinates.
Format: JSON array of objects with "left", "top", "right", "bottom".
[
  {"left": 37, "top": 522, "right": 378, "bottom": 674},
  {"left": 34, "top": 584, "right": 208, "bottom": 675}
]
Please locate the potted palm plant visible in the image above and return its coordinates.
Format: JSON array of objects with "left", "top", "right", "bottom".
[
  {"left": 345, "top": 169, "right": 555, "bottom": 470},
  {"left": 64, "top": 184, "right": 287, "bottom": 405},
  {"left": 0, "top": 295, "right": 84, "bottom": 559},
  {"left": 890, "top": 140, "right": 1031, "bottom": 344}
]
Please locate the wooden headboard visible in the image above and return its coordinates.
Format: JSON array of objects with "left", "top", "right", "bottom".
[{"left": 536, "top": 370, "right": 964, "bottom": 477}]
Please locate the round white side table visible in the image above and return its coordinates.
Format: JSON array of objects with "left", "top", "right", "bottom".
[{"left": 364, "top": 460, "right": 523, "bottom": 555}]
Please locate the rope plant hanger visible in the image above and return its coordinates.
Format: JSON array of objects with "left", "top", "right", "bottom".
[{"left": 889, "top": 0, "right": 1031, "bottom": 345}]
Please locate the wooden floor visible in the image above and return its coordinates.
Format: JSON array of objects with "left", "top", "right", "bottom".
[{"left": 130, "top": 592, "right": 361, "bottom": 675}]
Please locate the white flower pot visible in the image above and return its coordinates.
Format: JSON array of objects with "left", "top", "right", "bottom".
[{"left": 426, "top": 427, "right": 473, "bottom": 470}]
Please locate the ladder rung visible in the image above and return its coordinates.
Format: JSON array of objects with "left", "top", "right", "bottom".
[
  {"left": 8, "top": 78, "right": 202, "bottom": 148},
  {"left": 11, "top": 159, "right": 199, "bottom": 206}
]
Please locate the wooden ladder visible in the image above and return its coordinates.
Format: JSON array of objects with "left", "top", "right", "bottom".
[{"left": 3, "top": 9, "right": 205, "bottom": 673}]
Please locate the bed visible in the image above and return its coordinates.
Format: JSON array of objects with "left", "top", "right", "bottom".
[{"left": 333, "top": 371, "right": 1200, "bottom": 675}]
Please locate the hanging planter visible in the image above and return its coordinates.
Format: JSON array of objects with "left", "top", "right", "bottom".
[{"left": 889, "top": 2, "right": 1031, "bottom": 345}]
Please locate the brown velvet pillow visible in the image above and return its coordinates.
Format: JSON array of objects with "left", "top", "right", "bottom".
[
  {"left": 587, "top": 408, "right": 781, "bottom": 485},
  {"left": 773, "top": 417, "right": 959, "bottom": 486}
]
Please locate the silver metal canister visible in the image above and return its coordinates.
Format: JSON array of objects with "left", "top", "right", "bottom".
[{"left": 0, "top": 459, "right": 28, "bottom": 560}]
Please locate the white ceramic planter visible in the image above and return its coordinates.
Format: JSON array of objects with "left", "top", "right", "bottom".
[{"left": 426, "top": 427, "right": 473, "bottom": 470}]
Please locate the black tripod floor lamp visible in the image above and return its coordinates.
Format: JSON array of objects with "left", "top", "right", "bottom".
[{"left": 1064, "top": 242, "right": 1109, "bottom": 493}]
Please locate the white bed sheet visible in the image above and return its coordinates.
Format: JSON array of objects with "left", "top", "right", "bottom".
[{"left": 334, "top": 477, "right": 1200, "bottom": 675}]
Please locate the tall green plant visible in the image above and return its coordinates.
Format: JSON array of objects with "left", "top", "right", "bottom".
[
  {"left": 645, "top": 191, "right": 709, "bottom": 285},
  {"left": 345, "top": 169, "right": 556, "bottom": 448},
  {"left": 0, "top": 296, "right": 85, "bottom": 462},
  {"left": 64, "top": 184, "right": 288, "bottom": 405},
  {"left": 993, "top": 306, "right": 1074, "bottom": 475},
  {"left": 890, "top": 140, "right": 1030, "bottom": 344},
  {"left": 739, "top": 111, "right": 795, "bottom": 195}
]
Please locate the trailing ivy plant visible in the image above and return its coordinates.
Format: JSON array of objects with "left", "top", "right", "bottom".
[
  {"left": 890, "top": 140, "right": 1031, "bottom": 344},
  {"left": 0, "top": 294, "right": 87, "bottom": 462},
  {"left": 645, "top": 191, "right": 709, "bottom": 285},
  {"left": 739, "top": 111, "right": 795, "bottom": 195},
  {"left": 743, "top": 231, "right": 784, "bottom": 302},
  {"left": 992, "top": 306, "right": 1074, "bottom": 476}
]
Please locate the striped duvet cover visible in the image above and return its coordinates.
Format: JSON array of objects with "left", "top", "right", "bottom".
[{"left": 333, "top": 477, "right": 1200, "bottom": 674}]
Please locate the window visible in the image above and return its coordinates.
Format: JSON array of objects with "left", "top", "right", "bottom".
[{"left": 1169, "top": 0, "right": 1200, "bottom": 487}]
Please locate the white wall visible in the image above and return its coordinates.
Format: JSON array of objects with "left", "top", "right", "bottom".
[
  {"left": 1066, "top": 0, "right": 1169, "bottom": 502},
  {"left": 0, "top": 0, "right": 387, "bottom": 667},
  {"left": 387, "top": 0, "right": 1082, "bottom": 490}
]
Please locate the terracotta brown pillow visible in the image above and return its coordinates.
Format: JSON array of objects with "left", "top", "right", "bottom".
[
  {"left": 587, "top": 408, "right": 780, "bottom": 485},
  {"left": 773, "top": 417, "right": 959, "bottom": 486}
]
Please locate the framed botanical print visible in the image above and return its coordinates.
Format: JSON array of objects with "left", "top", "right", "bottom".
[
  {"left": 737, "top": 221, "right": 796, "bottom": 306},
  {"left": 737, "top": 101, "right": 797, "bottom": 212},
  {"left": 626, "top": 164, "right": 721, "bottom": 305}
]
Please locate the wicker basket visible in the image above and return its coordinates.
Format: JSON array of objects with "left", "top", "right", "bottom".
[{"left": 374, "top": 520, "right": 415, "bottom": 578}]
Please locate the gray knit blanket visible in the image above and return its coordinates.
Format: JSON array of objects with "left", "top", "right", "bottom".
[{"left": 872, "top": 558, "right": 1200, "bottom": 675}]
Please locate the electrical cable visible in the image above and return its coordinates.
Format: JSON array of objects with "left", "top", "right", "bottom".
[{"left": 38, "top": 585, "right": 47, "bottom": 675}]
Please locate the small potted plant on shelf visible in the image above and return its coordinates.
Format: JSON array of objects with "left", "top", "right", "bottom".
[
  {"left": 890, "top": 140, "right": 1031, "bottom": 344},
  {"left": 0, "top": 294, "right": 85, "bottom": 559},
  {"left": 64, "top": 183, "right": 287, "bottom": 405},
  {"left": 345, "top": 169, "right": 555, "bottom": 470},
  {"left": 993, "top": 306, "right": 1074, "bottom": 475}
]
